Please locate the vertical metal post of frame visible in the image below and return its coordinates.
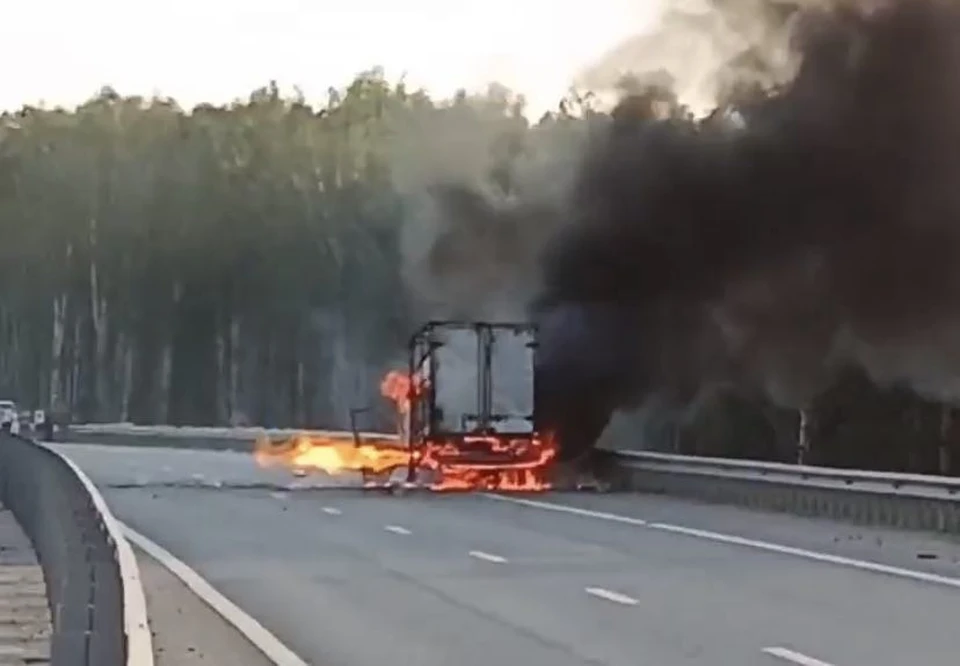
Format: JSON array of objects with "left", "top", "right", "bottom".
[
  {"left": 349, "top": 407, "right": 368, "bottom": 447},
  {"left": 475, "top": 325, "right": 484, "bottom": 432},
  {"left": 427, "top": 329, "right": 439, "bottom": 435},
  {"left": 527, "top": 324, "right": 538, "bottom": 432},
  {"left": 405, "top": 330, "right": 418, "bottom": 484},
  {"left": 477, "top": 324, "right": 493, "bottom": 433}
]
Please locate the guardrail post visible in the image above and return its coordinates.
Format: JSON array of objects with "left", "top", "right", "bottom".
[{"left": 89, "top": 558, "right": 124, "bottom": 665}]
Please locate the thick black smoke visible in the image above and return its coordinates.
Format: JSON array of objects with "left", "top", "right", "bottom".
[{"left": 535, "top": 0, "right": 960, "bottom": 461}]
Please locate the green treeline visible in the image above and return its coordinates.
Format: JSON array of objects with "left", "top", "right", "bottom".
[{"left": 0, "top": 71, "right": 582, "bottom": 429}]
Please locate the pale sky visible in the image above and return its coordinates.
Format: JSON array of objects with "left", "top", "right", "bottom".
[{"left": 1, "top": 0, "right": 665, "bottom": 118}]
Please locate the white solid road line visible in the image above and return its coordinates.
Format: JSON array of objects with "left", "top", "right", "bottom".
[
  {"left": 50, "top": 448, "right": 155, "bottom": 666},
  {"left": 123, "top": 523, "right": 309, "bottom": 666},
  {"left": 322, "top": 506, "right": 341, "bottom": 515},
  {"left": 485, "top": 494, "right": 960, "bottom": 590},
  {"left": 384, "top": 525, "right": 412, "bottom": 535},
  {"left": 647, "top": 521, "right": 960, "bottom": 590},
  {"left": 762, "top": 646, "right": 835, "bottom": 666},
  {"left": 469, "top": 550, "right": 508, "bottom": 564},
  {"left": 584, "top": 587, "right": 638, "bottom": 606},
  {"left": 482, "top": 493, "right": 647, "bottom": 526}
]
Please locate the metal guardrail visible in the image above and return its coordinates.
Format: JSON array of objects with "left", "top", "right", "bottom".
[
  {"left": 66, "top": 422, "right": 960, "bottom": 533},
  {"left": 0, "top": 432, "right": 152, "bottom": 665},
  {"left": 603, "top": 449, "right": 960, "bottom": 533},
  {"left": 610, "top": 449, "right": 960, "bottom": 499},
  {"left": 63, "top": 423, "right": 397, "bottom": 452},
  {"left": 69, "top": 424, "right": 396, "bottom": 439}
]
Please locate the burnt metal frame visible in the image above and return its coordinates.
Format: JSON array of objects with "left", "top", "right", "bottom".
[
  {"left": 405, "top": 321, "right": 538, "bottom": 480},
  {"left": 407, "top": 320, "right": 538, "bottom": 436},
  {"left": 349, "top": 407, "right": 371, "bottom": 446}
]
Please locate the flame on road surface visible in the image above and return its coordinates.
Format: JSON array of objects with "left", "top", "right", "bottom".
[
  {"left": 252, "top": 370, "right": 558, "bottom": 491},
  {"left": 254, "top": 433, "right": 410, "bottom": 477}
]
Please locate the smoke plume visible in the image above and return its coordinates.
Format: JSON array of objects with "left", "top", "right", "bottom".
[
  {"left": 413, "top": 0, "right": 960, "bottom": 461},
  {"left": 533, "top": 0, "right": 960, "bottom": 459},
  {"left": 578, "top": 0, "right": 819, "bottom": 114}
]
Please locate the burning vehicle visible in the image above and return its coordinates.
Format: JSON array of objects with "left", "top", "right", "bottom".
[{"left": 255, "top": 320, "right": 578, "bottom": 492}]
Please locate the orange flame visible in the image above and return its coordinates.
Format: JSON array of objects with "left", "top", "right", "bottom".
[
  {"left": 253, "top": 370, "right": 557, "bottom": 492},
  {"left": 254, "top": 433, "right": 408, "bottom": 476},
  {"left": 378, "top": 370, "right": 428, "bottom": 414},
  {"left": 417, "top": 433, "right": 557, "bottom": 491},
  {"left": 379, "top": 371, "right": 412, "bottom": 413}
]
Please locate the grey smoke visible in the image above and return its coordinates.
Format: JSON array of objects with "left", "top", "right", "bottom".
[{"left": 408, "top": 0, "right": 960, "bottom": 462}]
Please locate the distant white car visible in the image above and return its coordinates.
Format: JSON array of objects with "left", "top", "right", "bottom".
[{"left": 0, "top": 400, "right": 20, "bottom": 435}]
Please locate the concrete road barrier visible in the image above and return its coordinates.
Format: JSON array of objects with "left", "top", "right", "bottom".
[
  {"left": 0, "top": 432, "right": 152, "bottom": 666},
  {"left": 63, "top": 424, "right": 396, "bottom": 452}
]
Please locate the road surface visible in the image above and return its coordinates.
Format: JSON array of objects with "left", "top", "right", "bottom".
[{"left": 57, "top": 443, "right": 960, "bottom": 666}]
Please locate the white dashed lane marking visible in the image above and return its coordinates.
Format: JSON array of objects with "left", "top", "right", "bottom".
[
  {"left": 321, "top": 507, "right": 341, "bottom": 515},
  {"left": 762, "top": 646, "right": 835, "bottom": 666},
  {"left": 384, "top": 525, "right": 411, "bottom": 535},
  {"left": 469, "top": 550, "right": 508, "bottom": 564},
  {"left": 584, "top": 587, "right": 638, "bottom": 606}
]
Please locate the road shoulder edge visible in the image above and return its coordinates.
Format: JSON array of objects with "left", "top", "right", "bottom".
[
  {"left": 47, "top": 445, "right": 154, "bottom": 665},
  {"left": 120, "top": 523, "right": 308, "bottom": 666}
]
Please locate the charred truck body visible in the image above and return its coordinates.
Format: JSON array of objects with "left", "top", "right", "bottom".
[
  {"left": 399, "top": 321, "right": 557, "bottom": 490},
  {"left": 392, "top": 319, "right": 610, "bottom": 490}
]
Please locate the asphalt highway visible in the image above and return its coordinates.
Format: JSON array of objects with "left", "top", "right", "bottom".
[{"left": 57, "top": 443, "right": 960, "bottom": 666}]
